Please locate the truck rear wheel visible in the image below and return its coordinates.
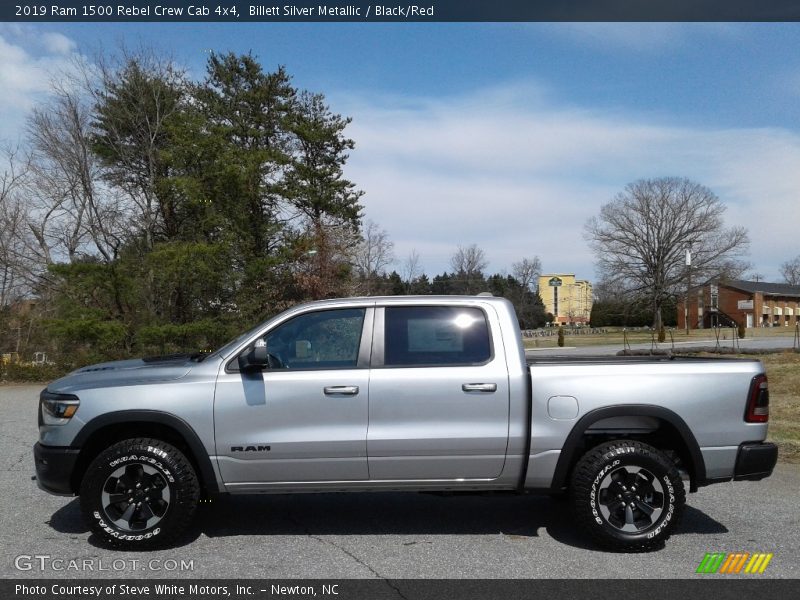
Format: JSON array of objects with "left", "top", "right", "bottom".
[
  {"left": 79, "top": 438, "right": 199, "bottom": 549},
  {"left": 569, "top": 440, "right": 685, "bottom": 552}
]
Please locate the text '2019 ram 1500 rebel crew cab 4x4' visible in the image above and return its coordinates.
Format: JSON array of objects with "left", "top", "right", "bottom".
[{"left": 34, "top": 295, "right": 778, "bottom": 551}]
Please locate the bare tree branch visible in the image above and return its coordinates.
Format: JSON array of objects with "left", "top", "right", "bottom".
[
  {"left": 512, "top": 256, "right": 542, "bottom": 292},
  {"left": 0, "top": 145, "right": 32, "bottom": 307},
  {"left": 585, "top": 177, "right": 750, "bottom": 328},
  {"left": 0, "top": 144, "right": 32, "bottom": 306},
  {"left": 450, "top": 243, "right": 487, "bottom": 276},
  {"left": 24, "top": 70, "right": 127, "bottom": 266},
  {"left": 450, "top": 244, "right": 488, "bottom": 295},
  {"left": 353, "top": 220, "right": 394, "bottom": 295},
  {"left": 780, "top": 257, "right": 800, "bottom": 285},
  {"left": 401, "top": 248, "right": 422, "bottom": 286}
]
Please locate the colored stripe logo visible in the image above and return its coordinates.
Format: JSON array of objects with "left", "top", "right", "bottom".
[{"left": 696, "top": 552, "right": 773, "bottom": 574}]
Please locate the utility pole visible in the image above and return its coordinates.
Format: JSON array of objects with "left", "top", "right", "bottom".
[{"left": 685, "top": 246, "right": 692, "bottom": 335}]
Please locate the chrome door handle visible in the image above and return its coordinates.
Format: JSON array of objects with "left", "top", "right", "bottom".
[
  {"left": 324, "top": 386, "right": 359, "bottom": 396},
  {"left": 462, "top": 383, "right": 497, "bottom": 393}
]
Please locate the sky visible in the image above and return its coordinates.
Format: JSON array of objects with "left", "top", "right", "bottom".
[{"left": 1, "top": 22, "right": 799, "bottom": 282}]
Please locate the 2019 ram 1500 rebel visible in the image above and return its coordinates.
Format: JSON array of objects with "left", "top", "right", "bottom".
[{"left": 34, "top": 295, "right": 777, "bottom": 551}]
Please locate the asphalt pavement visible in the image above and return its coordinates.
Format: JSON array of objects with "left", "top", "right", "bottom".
[{"left": 2, "top": 384, "right": 798, "bottom": 579}]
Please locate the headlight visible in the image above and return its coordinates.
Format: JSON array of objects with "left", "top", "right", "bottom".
[{"left": 39, "top": 390, "right": 80, "bottom": 426}]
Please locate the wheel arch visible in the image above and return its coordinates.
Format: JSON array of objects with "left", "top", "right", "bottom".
[
  {"left": 550, "top": 404, "right": 706, "bottom": 493},
  {"left": 71, "top": 410, "right": 220, "bottom": 496}
]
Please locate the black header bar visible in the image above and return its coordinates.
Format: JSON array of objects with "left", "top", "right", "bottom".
[{"left": 3, "top": 1, "right": 800, "bottom": 22}]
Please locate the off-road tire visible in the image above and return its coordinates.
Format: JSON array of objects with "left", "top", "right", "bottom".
[
  {"left": 570, "top": 440, "right": 685, "bottom": 552},
  {"left": 79, "top": 438, "right": 199, "bottom": 549}
]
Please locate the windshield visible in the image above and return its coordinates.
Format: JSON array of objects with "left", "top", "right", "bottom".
[{"left": 208, "top": 318, "right": 273, "bottom": 359}]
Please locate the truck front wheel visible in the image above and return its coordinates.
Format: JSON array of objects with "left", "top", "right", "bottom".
[
  {"left": 569, "top": 440, "right": 685, "bottom": 552},
  {"left": 79, "top": 438, "right": 200, "bottom": 549}
]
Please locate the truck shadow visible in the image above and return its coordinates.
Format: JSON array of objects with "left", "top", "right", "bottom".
[{"left": 48, "top": 493, "right": 728, "bottom": 552}]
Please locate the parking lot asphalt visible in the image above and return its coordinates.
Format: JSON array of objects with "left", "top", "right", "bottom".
[{"left": 2, "top": 384, "right": 798, "bottom": 579}]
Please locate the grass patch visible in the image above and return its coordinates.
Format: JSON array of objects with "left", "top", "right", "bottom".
[{"left": 759, "top": 352, "right": 800, "bottom": 463}]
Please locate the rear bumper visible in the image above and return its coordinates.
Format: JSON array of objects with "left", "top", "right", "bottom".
[
  {"left": 734, "top": 442, "right": 778, "bottom": 482},
  {"left": 33, "top": 442, "right": 79, "bottom": 496}
]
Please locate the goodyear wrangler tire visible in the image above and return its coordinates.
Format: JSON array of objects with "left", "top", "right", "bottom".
[
  {"left": 570, "top": 440, "right": 685, "bottom": 552},
  {"left": 79, "top": 438, "right": 199, "bottom": 549}
]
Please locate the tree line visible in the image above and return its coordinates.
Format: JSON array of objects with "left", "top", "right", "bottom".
[{"left": 0, "top": 50, "right": 546, "bottom": 366}]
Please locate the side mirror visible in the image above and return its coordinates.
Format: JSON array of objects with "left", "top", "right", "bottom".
[{"left": 239, "top": 340, "right": 269, "bottom": 372}]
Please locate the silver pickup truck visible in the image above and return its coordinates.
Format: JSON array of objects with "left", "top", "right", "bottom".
[{"left": 33, "top": 295, "right": 777, "bottom": 551}]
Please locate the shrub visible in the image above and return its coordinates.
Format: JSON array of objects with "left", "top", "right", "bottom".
[
  {"left": 0, "top": 362, "right": 70, "bottom": 383},
  {"left": 738, "top": 321, "right": 746, "bottom": 339},
  {"left": 557, "top": 326, "right": 565, "bottom": 347}
]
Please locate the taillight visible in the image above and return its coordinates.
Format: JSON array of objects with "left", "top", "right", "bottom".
[{"left": 745, "top": 374, "right": 769, "bottom": 423}]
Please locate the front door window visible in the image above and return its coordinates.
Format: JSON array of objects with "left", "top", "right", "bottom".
[{"left": 262, "top": 308, "right": 366, "bottom": 370}]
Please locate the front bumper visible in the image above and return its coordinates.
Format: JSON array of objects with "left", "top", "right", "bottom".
[
  {"left": 33, "top": 442, "right": 79, "bottom": 496},
  {"left": 734, "top": 442, "right": 778, "bottom": 481}
]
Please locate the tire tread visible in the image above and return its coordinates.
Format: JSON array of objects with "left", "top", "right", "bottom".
[
  {"left": 79, "top": 437, "right": 199, "bottom": 550},
  {"left": 569, "top": 439, "right": 685, "bottom": 552}
]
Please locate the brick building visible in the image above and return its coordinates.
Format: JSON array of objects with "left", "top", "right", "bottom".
[{"left": 677, "top": 279, "right": 800, "bottom": 330}]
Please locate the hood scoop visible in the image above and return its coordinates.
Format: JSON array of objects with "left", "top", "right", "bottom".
[{"left": 142, "top": 353, "right": 194, "bottom": 364}]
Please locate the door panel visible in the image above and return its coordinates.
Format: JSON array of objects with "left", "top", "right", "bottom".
[
  {"left": 215, "top": 369, "right": 369, "bottom": 483},
  {"left": 367, "top": 305, "right": 510, "bottom": 480},
  {"left": 214, "top": 307, "right": 372, "bottom": 484}
]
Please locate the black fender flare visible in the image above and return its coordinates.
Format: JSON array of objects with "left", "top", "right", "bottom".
[
  {"left": 550, "top": 404, "right": 706, "bottom": 492},
  {"left": 72, "top": 410, "right": 220, "bottom": 494}
]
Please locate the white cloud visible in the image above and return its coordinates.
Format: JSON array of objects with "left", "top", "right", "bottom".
[
  {"left": 41, "top": 32, "right": 77, "bottom": 55},
  {"left": 0, "top": 26, "right": 80, "bottom": 140},
  {"left": 333, "top": 84, "right": 800, "bottom": 281}
]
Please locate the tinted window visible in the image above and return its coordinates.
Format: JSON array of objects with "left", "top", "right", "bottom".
[
  {"left": 263, "top": 308, "right": 365, "bottom": 370},
  {"left": 384, "top": 306, "right": 491, "bottom": 367}
]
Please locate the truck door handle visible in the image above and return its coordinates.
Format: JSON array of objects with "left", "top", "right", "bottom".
[
  {"left": 324, "top": 386, "right": 359, "bottom": 396},
  {"left": 462, "top": 383, "right": 497, "bottom": 393}
]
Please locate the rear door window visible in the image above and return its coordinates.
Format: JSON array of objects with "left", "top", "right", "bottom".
[{"left": 384, "top": 306, "right": 491, "bottom": 367}]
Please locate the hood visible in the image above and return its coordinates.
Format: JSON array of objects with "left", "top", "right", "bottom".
[{"left": 48, "top": 353, "right": 196, "bottom": 393}]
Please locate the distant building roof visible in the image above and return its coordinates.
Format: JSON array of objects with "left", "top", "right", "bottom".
[{"left": 724, "top": 279, "right": 800, "bottom": 298}]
